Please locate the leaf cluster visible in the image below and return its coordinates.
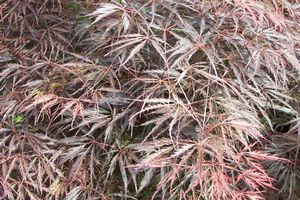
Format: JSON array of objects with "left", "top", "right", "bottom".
[{"left": 1, "top": 0, "right": 300, "bottom": 199}]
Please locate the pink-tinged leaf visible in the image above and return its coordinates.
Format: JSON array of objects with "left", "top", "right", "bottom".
[
  {"left": 64, "top": 186, "right": 83, "bottom": 200},
  {"left": 88, "top": 4, "right": 121, "bottom": 25},
  {"left": 123, "top": 41, "right": 146, "bottom": 65},
  {"left": 122, "top": 13, "right": 131, "bottom": 32},
  {"left": 107, "top": 154, "right": 119, "bottom": 179},
  {"left": 150, "top": 39, "right": 167, "bottom": 64},
  {"left": 138, "top": 168, "right": 155, "bottom": 193},
  {"left": 119, "top": 155, "right": 128, "bottom": 195}
]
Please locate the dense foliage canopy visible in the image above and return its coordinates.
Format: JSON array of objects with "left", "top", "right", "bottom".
[{"left": 1, "top": 0, "right": 300, "bottom": 199}]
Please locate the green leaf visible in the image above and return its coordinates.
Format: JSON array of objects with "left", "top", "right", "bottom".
[
  {"left": 66, "top": 1, "right": 79, "bottom": 9},
  {"left": 117, "top": 0, "right": 126, "bottom": 5},
  {"left": 12, "top": 114, "right": 24, "bottom": 123}
]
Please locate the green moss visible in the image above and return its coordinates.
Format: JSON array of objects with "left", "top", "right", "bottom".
[{"left": 50, "top": 82, "right": 59, "bottom": 89}]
